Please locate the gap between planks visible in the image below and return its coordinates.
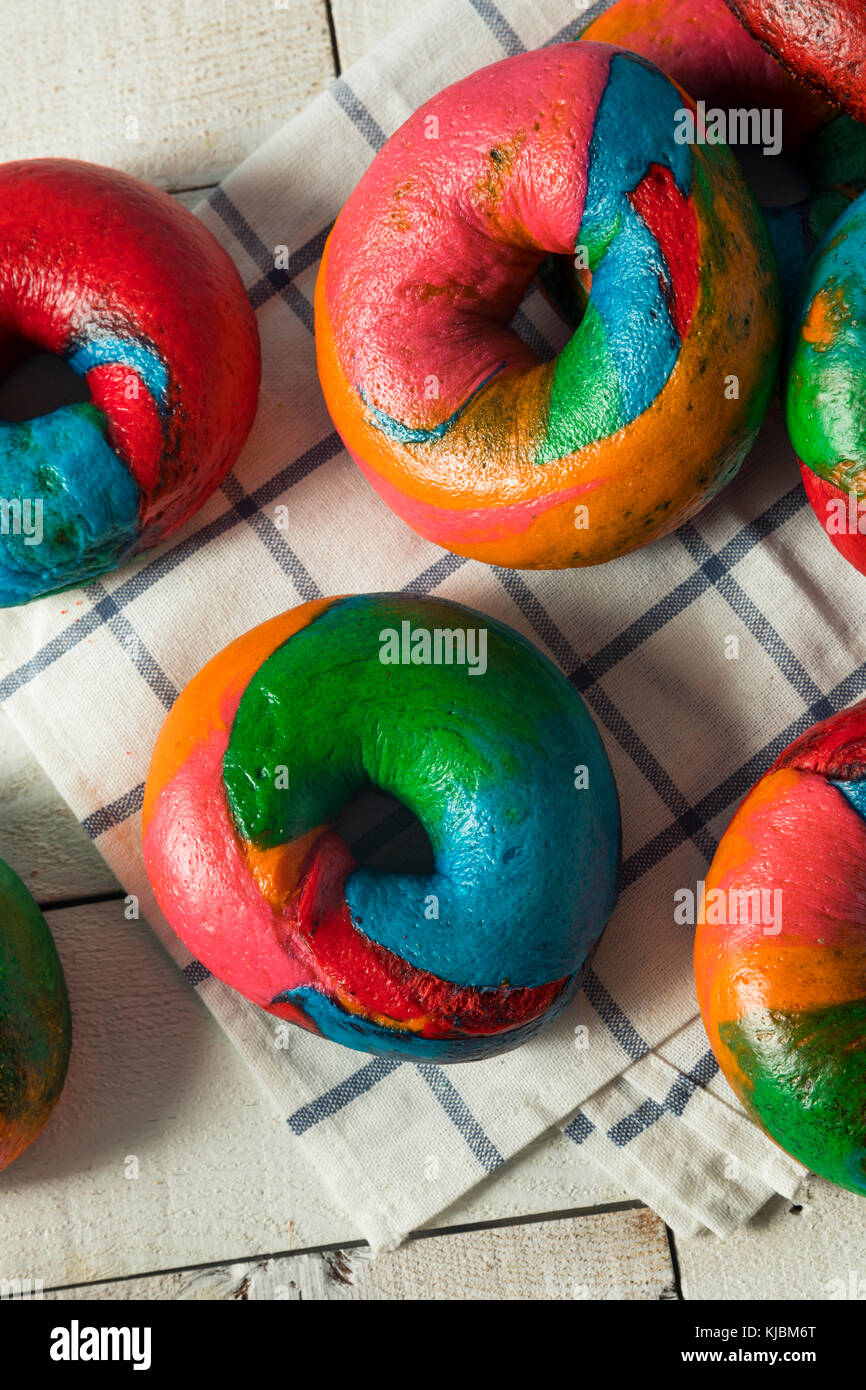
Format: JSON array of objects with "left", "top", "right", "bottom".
[{"left": 24, "top": 1203, "right": 678, "bottom": 1301}]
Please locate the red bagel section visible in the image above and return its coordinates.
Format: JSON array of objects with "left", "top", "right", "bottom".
[
  {"left": 280, "top": 829, "right": 563, "bottom": 1037},
  {"left": 0, "top": 159, "right": 261, "bottom": 545},
  {"left": 628, "top": 163, "right": 699, "bottom": 339},
  {"left": 85, "top": 364, "right": 163, "bottom": 493},
  {"left": 725, "top": 0, "right": 866, "bottom": 123},
  {"left": 800, "top": 463, "right": 866, "bottom": 577},
  {"left": 773, "top": 694, "right": 866, "bottom": 781}
]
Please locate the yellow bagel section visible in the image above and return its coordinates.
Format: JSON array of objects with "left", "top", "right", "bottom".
[{"left": 315, "top": 44, "right": 783, "bottom": 569}]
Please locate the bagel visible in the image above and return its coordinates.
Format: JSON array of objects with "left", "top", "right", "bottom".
[
  {"left": 0, "top": 857, "right": 71, "bottom": 1171},
  {"left": 786, "top": 192, "right": 866, "bottom": 574},
  {"left": 315, "top": 43, "right": 782, "bottom": 569},
  {"left": 726, "top": 0, "right": 866, "bottom": 124},
  {"left": 0, "top": 159, "right": 260, "bottom": 605},
  {"left": 142, "top": 594, "right": 621, "bottom": 1061},
  {"left": 695, "top": 700, "right": 866, "bottom": 1196}
]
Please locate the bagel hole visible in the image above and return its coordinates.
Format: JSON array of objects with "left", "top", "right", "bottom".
[
  {"left": 533, "top": 253, "right": 590, "bottom": 338},
  {"left": 509, "top": 255, "right": 586, "bottom": 364},
  {"left": 0, "top": 348, "right": 91, "bottom": 423},
  {"left": 338, "top": 791, "right": 434, "bottom": 875}
]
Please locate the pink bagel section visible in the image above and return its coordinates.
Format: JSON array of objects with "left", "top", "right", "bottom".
[{"left": 322, "top": 48, "right": 610, "bottom": 431}]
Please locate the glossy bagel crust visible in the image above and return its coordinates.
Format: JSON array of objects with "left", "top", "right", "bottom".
[
  {"left": 316, "top": 43, "right": 782, "bottom": 570},
  {"left": 726, "top": 0, "right": 866, "bottom": 123},
  {"left": 0, "top": 857, "right": 71, "bottom": 1171},
  {"left": 695, "top": 701, "right": 866, "bottom": 1196},
  {"left": 143, "top": 593, "right": 621, "bottom": 1062},
  {"left": 0, "top": 159, "right": 261, "bottom": 604},
  {"left": 786, "top": 192, "right": 866, "bottom": 574}
]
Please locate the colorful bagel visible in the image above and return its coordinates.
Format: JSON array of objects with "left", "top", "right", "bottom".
[
  {"left": 0, "top": 857, "right": 71, "bottom": 1171},
  {"left": 0, "top": 160, "right": 260, "bottom": 605},
  {"left": 726, "top": 0, "right": 866, "bottom": 124},
  {"left": 786, "top": 192, "right": 866, "bottom": 575},
  {"left": 143, "top": 594, "right": 621, "bottom": 1061},
  {"left": 695, "top": 700, "right": 866, "bottom": 1196},
  {"left": 315, "top": 44, "right": 782, "bottom": 570},
  {"left": 581, "top": 0, "right": 866, "bottom": 306}
]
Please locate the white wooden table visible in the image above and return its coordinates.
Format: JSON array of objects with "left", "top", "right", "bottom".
[{"left": 1, "top": 0, "right": 864, "bottom": 1301}]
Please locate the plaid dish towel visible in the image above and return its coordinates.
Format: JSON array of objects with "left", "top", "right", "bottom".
[{"left": 3, "top": 0, "right": 841, "bottom": 1250}]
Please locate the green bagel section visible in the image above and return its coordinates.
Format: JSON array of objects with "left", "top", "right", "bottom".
[
  {"left": 223, "top": 593, "right": 621, "bottom": 991},
  {"left": 0, "top": 857, "right": 71, "bottom": 1171},
  {"left": 720, "top": 999, "right": 866, "bottom": 1196},
  {"left": 786, "top": 193, "right": 866, "bottom": 490}
]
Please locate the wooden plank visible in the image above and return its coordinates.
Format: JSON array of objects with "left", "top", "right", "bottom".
[
  {"left": 0, "top": 0, "right": 336, "bottom": 190},
  {"left": 329, "top": 0, "right": 420, "bottom": 70},
  {"left": 0, "top": 711, "right": 119, "bottom": 904},
  {"left": 37, "top": 1207, "right": 676, "bottom": 1300},
  {"left": 675, "top": 1177, "right": 866, "bottom": 1300}
]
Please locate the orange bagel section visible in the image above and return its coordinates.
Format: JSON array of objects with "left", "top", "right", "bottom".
[{"left": 142, "top": 598, "right": 337, "bottom": 838}]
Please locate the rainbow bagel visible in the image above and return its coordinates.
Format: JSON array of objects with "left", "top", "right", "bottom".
[
  {"left": 0, "top": 857, "right": 71, "bottom": 1171},
  {"left": 786, "top": 192, "right": 866, "bottom": 575},
  {"left": 581, "top": 0, "right": 866, "bottom": 307},
  {"left": 695, "top": 701, "right": 866, "bottom": 1196},
  {"left": 143, "top": 594, "right": 621, "bottom": 1061},
  {"left": 726, "top": 0, "right": 866, "bottom": 124},
  {"left": 315, "top": 43, "right": 782, "bottom": 570},
  {"left": 0, "top": 160, "right": 260, "bottom": 605}
]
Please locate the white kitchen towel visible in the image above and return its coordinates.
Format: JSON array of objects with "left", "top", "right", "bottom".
[{"left": 2, "top": 0, "right": 838, "bottom": 1249}]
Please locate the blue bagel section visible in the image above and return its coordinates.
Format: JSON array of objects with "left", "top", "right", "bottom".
[
  {"left": 0, "top": 327, "right": 170, "bottom": 605},
  {"left": 0, "top": 402, "right": 140, "bottom": 604},
  {"left": 67, "top": 332, "right": 169, "bottom": 411}
]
